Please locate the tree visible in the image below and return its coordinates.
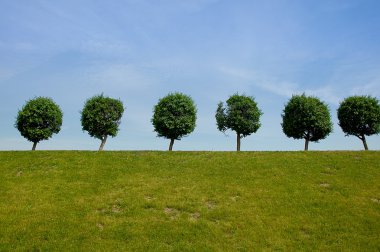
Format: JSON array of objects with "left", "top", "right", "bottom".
[
  {"left": 216, "top": 94, "right": 262, "bottom": 151},
  {"left": 15, "top": 97, "right": 63, "bottom": 150},
  {"left": 281, "top": 94, "right": 333, "bottom": 151},
  {"left": 152, "top": 92, "right": 197, "bottom": 151},
  {"left": 81, "top": 94, "right": 124, "bottom": 151},
  {"left": 337, "top": 96, "right": 380, "bottom": 150}
]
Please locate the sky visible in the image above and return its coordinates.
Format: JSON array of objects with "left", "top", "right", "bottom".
[{"left": 1, "top": 0, "right": 380, "bottom": 151}]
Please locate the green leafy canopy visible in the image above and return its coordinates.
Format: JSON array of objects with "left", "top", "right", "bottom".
[
  {"left": 337, "top": 95, "right": 380, "bottom": 137},
  {"left": 81, "top": 94, "right": 124, "bottom": 140},
  {"left": 15, "top": 97, "right": 63, "bottom": 143},
  {"left": 282, "top": 94, "right": 333, "bottom": 142},
  {"left": 151, "top": 92, "right": 197, "bottom": 140},
  {"left": 216, "top": 94, "right": 262, "bottom": 137}
]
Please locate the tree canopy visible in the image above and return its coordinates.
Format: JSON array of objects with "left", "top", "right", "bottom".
[
  {"left": 282, "top": 94, "right": 332, "bottom": 151},
  {"left": 151, "top": 92, "right": 197, "bottom": 151},
  {"left": 337, "top": 95, "right": 380, "bottom": 150},
  {"left": 15, "top": 97, "right": 63, "bottom": 150},
  {"left": 216, "top": 94, "right": 262, "bottom": 151},
  {"left": 81, "top": 94, "right": 124, "bottom": 151}
]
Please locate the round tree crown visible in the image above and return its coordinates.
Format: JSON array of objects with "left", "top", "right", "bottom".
[
  {"left": 281, "top": 94, "right": 333, "bottom": 142},
  {"left": 216, "top": 94, "right": 262, "bottom": 137},
  {"left": 152, "top": 92, "right": 197, "bottom": 140},
  {"left": 15, "top": 97, "right": 63, "bottom": 143},
  {"left": 337, "top": 95, "right": 380, "bottom": 137},
  {"left": 81, "top": 94, "right": 124, "bottom": 140}
]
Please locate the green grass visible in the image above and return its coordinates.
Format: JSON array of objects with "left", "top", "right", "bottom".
[{"left": 0, "top": 151, "right": 379, "bottom": 251}]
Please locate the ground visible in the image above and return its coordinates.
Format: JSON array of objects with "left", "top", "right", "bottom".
[{"left": 0, "top": 151, "right": 379, "bottom": 251}]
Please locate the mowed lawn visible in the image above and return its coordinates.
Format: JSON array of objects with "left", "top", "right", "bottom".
[{"left": 0, "top": 151, "right": 379, "bottom": 251}]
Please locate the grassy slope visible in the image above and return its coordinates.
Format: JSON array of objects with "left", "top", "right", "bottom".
[{"left": 0, "top": 151, "right": 379, "bottom": 251}]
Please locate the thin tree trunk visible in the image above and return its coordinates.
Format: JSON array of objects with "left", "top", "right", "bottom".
[
  {"left": 169, "top": 138, "right": 175, "bottom": 151},
  {"left": 304, "top": 138, "right": 309, "bottom": 151},
  {"left": 236, "top": 133, "right": 241, "bottom": 152},
  {"left": 99, "top": 135, "right": 108, "bottom": 151},
  {"left": 361, "top": 135, "right": 369, "bottom": 150},
  {"left": 32, "top": 142, "right": 37, "bottom": 151}
]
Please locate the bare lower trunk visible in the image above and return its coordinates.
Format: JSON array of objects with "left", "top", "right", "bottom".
[
  {"left": 236, "top": 133, "right": 241, "bottom": 151},
  {"left": 169, "top": 138, "right": 175, "bottom": 151},
  {"left": 99, "top": 135, "right": 108, "bottom": 151},
  {"left": 32, "top": 142, "right": 37, "bottom": 151},
  {"left": 361, "top": 135, "right": 368, "bottom": 151},
  {"left": 304, "top": 138, "right": 309, "bottom": 151}
]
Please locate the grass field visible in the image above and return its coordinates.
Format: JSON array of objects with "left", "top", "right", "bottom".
[{"left": 0, "top": 151, "right": 379, "bottom": 251}]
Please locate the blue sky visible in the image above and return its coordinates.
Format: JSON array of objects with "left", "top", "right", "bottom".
[{"left": 1, "top": 0, "right": 380, "bottom": 151}]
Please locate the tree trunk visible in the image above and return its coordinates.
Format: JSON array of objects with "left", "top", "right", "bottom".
[
  {"left": 236, "top": 133, "right": 241, "bottom": 152},
  {"left": 99, "top": 135, "right": 108, "bottom": 151},
  {"left": 361, "top": 135, "right": 369, "bottom": 150},
  {"left": 169, "top": 138, "right": 175, "bottom": 151},
  {"left": 32, "top": 142, "right": 37, "bottom": 151},
  {"left": 304, "top": 138, "right": 309, "bottom": 151}
]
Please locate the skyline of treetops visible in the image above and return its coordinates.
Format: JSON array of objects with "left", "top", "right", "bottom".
[{"left": 14, "top": 93, "right": 380, "bottom": 151}]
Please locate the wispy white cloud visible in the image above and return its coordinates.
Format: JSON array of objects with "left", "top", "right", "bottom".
[
  {"left": 0, "top": 68, "right": 15, "bottom": 82},
  {"left": 0, "top": 41, "right": 36, "bottom": 52},
  {"left": 319, "top": 0, "right": 358, "bottom": 12},
  {"left": 86, "top": 64, "right": 153, "bottom": 91},
  {"left": 79, "top": 39, "right": 131, "bottom": 55},
  {"left": 218, "top": 66, "right": 341, "bottom": 104},
  {"left": 350, "top": 77, "right": 380, "bottom": 97},
  {"left": 130, "top": 0, "right": 221, "bottom": 13},
  {"left": 303, "top": 86, "right": 341, "bottom": 105},
  {"left": 165, "top": 0, "right": 221, "bottom": 12}
]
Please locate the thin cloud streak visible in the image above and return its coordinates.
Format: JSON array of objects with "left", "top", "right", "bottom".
[{"left": 218, "top": 66, "right": 342, "bottom": 104}]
